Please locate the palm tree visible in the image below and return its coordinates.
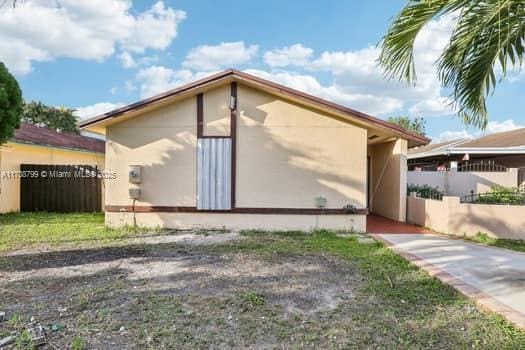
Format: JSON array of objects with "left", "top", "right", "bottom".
[{"left": 379, "top": 0, "right": 525, "bottom": 129}]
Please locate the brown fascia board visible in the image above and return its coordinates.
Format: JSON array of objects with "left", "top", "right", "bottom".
[{"left": 78, "top": 69, "right": 430, "bottom": 145}]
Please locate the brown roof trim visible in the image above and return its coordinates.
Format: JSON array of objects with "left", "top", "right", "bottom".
[
  {"left": 79, "top": 69, "right": 430, "bottom": 145},
  {"left": 79, "top": 70, "right": 235, "bottom": 128}
]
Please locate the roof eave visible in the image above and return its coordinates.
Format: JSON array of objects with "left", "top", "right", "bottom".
[
  {"left": 408, "top": 146, "right": 525, "bottom": 159},
  {"left": 78, "top": 69, "right": 430, "bottom": 146}
]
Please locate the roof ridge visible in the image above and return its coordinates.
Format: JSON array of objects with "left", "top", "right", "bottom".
[{"left": 79, "top": 69, "right": 430, "bottom": 145}]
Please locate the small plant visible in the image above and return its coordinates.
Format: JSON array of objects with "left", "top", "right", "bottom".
[
  {"left": 407, "top": 184, "right": 444, "bottom": 200},
  {"left": 473, "top": 186, "right": 525, "bottom": 205},
  {"left": 9, "top": 312, "right": 23, "bottom": 328},
  {"left": 242, "top": 291, "right": 265, "bottom": 308},
  {"left": 15, "top": 330, "right": 33, "bottom": 350},
  {"left": 71, "top": 336, "right": 87, "bottom": 350}
]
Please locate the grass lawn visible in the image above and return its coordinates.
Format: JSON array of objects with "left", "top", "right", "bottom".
[
  {"left": 0, "top": 212, "right": 147, "bottom": 252},
  {"left": 1, "top": 213, "right": 524, "bottom": 348},
  {"left": 467, "top": 232, "right": 525, "bottom": 253}
]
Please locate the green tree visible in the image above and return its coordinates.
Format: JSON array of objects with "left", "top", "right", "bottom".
[
  {"left": 0, "top": 62, "right": 23, "bottom": 145},
  {"left": 387, "top": 116, "right": 426, "bottom": 135},
  {"left": 22, "top": 101, "right": 79, "bottom": 133},
  {"left": 379, "top": 0, "right": 525, "bottom": 129}
]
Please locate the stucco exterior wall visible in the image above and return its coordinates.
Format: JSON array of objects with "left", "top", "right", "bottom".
[
  {"left": 105, "top": 96, "right": 197, "bottom": 207},
  {"left": 105, "top": 83, "right": 369, "bottom": 213},
  {"left": 106, "top": 212, "right": 366, "bottom": 232},
  {"left": 203, "top": 84, "right": 230, "bottom": 136},
  {"left": 237, "top": 84, "right": 367, "bottom": 209},
  {"left": 408, "top": 168, "right": 519, "bottom": 197},
  {"left": 369, "top": 139, "right": 407, "bottom": 221},
  {"left": 0, "top": 142, "right": 104, "bottom": 213},
  {"left": 407, "top": 195, "right": 525, "bottom": 240}
]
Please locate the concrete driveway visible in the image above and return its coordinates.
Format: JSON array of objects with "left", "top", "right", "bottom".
[{"left": 374, "top": 233, "right": 525, "bottom": 330}]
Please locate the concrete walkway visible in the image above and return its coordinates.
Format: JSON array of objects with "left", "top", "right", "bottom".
[{"left": 374, "top": 233, "right": 525, "bottom": 330}]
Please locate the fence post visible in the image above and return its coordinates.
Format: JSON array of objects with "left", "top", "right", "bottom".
[{"left": 442, "top": 196, "right": 460, "bottom": 235}]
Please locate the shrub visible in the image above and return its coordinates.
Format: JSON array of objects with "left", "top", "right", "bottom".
[
  {"left": 0, "top": 62, "right": 23, "bottom": 144},
  {"left": 407, "top": 184, "right": 443, "bottom": 200},
  {"left": 474, "top": 186, "right": 525, "bottom": 205}
]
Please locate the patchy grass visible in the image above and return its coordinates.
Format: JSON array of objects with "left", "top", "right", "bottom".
[
  {"left": 242, "top": 291, "right": 266, "bottom": 308},
  {"left": 1, "top": 225, "right": 524, "bottom": 348},
  {"left": 466, "top": 232, "right": 525, "bottom": 253},
  {"left": 0, "top": 212, "right": 152, "bottom": 252}
]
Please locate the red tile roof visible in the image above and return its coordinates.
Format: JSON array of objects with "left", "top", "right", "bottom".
[{"left": 11, "top": 123, "right": 105, "bottom": 154}]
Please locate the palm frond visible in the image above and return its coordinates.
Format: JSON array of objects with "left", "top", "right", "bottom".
[
  {"left": 380, "top": 0, "right": 525, "bottom": 130},
  {"left": 439, "top": 0, "right": 525, "bottom": 128},
  {"left": 379, "top": 0, "right": 465, "bottom": 83}
]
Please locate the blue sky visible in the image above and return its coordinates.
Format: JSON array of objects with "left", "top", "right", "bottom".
[{"left": 2, "top": 0, "right": 524, "bottom": 142}]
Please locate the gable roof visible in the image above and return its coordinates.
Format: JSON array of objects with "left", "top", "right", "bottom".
[
  {"left": 79, "top": 69, "right": 430, "bottom": 146},
  {"left": 408, "top": 138, "right": 470, "bottom": 156},
  {"left": 10, "top": 122, "right": 105, "bottom": 154},
  {"left": 408, "top": 128, "right": 525, "bottom": 159},
  {"left": 459, "top": 128, "right": 525, "bottom": 148}
]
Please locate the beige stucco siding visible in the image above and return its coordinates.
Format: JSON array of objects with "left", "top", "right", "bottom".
[
  {"left": 106, "top": 212, "right": 366, "bottom": 232},
  {"left": 370, "top": 139, "right": 408, "bottom": 221},
  {"left": 105, "top": 83, "right": 368, "bottom": 211},
  {"left": 203, "top": 84, "right": 231, "bottom": 136},
  {"left": 237, "top": 84, "right": 367, "bottom": 209},
  {"left": 105, "top": 96, "right": 197, "bottom": 207},
  {"left": 0, "top": 142, "right": 104, "bottom": 213},
  {"left": 407, "top": 195, "right": 525, "bottom": 240}
]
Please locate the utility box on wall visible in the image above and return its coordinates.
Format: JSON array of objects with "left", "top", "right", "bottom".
[
  {"left": 129, "top": 165, "right": 142, "bottom": 184},
  {"left": 129, "top": 187, "right": 141, "bottom": 200}
]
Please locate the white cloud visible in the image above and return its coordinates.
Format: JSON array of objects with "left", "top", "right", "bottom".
[
  {"left": 299, "top": 15, "right": 456, "bottom": 117},
  {"left": 409, "top": 97, "right": 456, "bottom": 117},
  {"left": 136, "top": 65, "right": 213, "bottom": 98},
  {"left": 263, "top": 44, "right": 313, "bottom": 67},
  {"left": 125, "top": 80, "right": 137, "bottom": 93},
  {"left": 136, "top": 65, "right": 181, "bottom": 98},
  {"left": 74, "top": 102, "right": 124, "bottom": 120},
  {"left": 245, "top": 69, "right": 403, "bottom": 116},
  {"left": 119, "top": 52, "right": 160, "bottom": 69},
  {"left": 182, "top": 41, "right": 259, "bottom": 71},
  {"left": 0, "top": 0, "right": 186, "bottom": 74},
  {"left": 119, "top": 52, "right": 136, "bottom": 68},
  {"left": 120, "top": 1, "right": 186, "bottom": 54},
  {"left": 432, "top": 118, "right": 523, "bottom": 143},
  {"left": 484, "top": 119, "right": 524, "bottom": 134},
  {"left": 433, "top": 130, "right": 473, "bottom": 143}
]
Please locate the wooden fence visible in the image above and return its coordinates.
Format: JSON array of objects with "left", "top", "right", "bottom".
[{"left": 20, "top": 164, "right": 102, "bottom": 213}]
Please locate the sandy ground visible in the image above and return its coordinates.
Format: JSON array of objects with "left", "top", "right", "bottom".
[{"left": 0, "top": 232, "right": 361, "bottom": 349}]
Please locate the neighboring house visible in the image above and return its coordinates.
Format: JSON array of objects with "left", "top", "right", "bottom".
[
  {"left": 408, "top": 128, "right": 525, "bottom": 197},
  {"left": 0, "top": 123, "right": 105, "bottom": 213},
  {"left": 79, "top": 69, "right": 429, "bottom": 231}
]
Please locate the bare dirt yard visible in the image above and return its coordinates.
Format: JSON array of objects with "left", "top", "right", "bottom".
[{"left": 1, "top": 214, "right": 524, "bottom": 349}]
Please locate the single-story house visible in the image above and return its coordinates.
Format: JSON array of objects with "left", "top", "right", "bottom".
[
  {"left": 408, "top": 128, "right": 525, "bottom": 195},
  {"left": 0, "top": 123, "right": 105, "bottom": 213},
  {"left": 79, "top": 69, "right": 429, "bottom": 231},
  {"left": 408, "top": 128, "right": 525, "bottom": 170}
]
